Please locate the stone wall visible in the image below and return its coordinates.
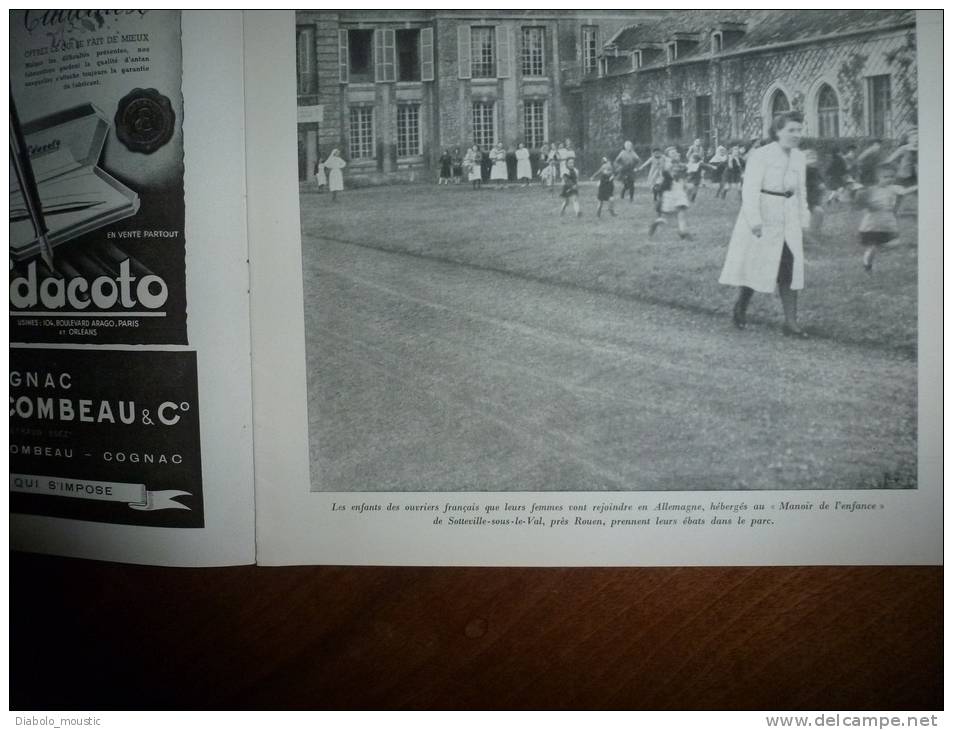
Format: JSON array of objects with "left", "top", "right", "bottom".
[{"left": 583, "top": 28, "right": 918, "bottom": 160}]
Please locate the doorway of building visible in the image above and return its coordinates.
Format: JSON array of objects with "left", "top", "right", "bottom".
[{"left": 622, "top": 103, "right": 652, "bottom": 147}]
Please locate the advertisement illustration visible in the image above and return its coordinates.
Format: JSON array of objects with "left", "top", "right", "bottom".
[
  {"left": 10, "top": 348, "right": 204, "bottom": 528},
  {"left": 9, "top": 10, "right": 187, "bottom": 345}
]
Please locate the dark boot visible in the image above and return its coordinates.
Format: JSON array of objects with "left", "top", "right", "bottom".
[
  {"left": 733, "top": 286, "right": 753, "bottom": 329},
  {"left": 779, "top": 284, "right": 808, "bottom": 337}
]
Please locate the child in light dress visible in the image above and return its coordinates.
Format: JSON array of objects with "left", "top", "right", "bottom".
[
  {"left": 490, "top": 142, "right": 508, "bottom": 188},
  {"left": 465, "top": 145, "right": 483, "bottom": 189},
  {"left": 650, "top": 148, "right": 692, "bottom": 239},
  {"left": 856, "top": 163, "right": 917, "bottom": 272}
]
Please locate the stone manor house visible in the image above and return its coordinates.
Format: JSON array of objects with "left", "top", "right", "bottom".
[{"left": 295, "top": 9, "right": 917, "bottom": 180}]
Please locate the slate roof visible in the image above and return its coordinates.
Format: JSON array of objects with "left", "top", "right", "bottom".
[{"left": 606, "top": 9, "right": 914, "bottom": 61}]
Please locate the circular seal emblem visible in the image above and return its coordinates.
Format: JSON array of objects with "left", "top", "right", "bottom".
[{"left": 115, "top": 88, "right": 175, "bottom": 154}]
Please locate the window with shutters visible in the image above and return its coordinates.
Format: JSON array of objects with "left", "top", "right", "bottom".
[
  {"left": 374, "top": 29, "right": 396, "bottom": 82},
  {"left": 397, "top": 105, "right": 420, "bottom": 157},
  {"left": 667, "top": 98, "right": 683, "bottom": 141},
  {"left": 816, "top": 84, "right": 840, "bottom": 138},
  {"left": 346, "top": 29, "right": 374, "bottom": 84},
  {"left": 523, "top": 100, "right": 546, "bottom": 149},
  {"left": 867, "top": 75, "right": 891, "bottom": 137},
  {"left": 349, "top": 106, "right": 375, "bottom": 159},
  {"left": 695, "top": 95, "right": 711, "bottom": 148},
  {"left": 397, "top": 29, "right": 420, "bottom": 82},
  {"left": 582, "top": 25, "right": 598, "bottom": 74},
  {"left": 296, "top": 25, "right": 317, "bottom": 97},
  {"left": 521, "top": 27, "right": 544, "bottom": 77},
  {"left": 420, "top": 27, "right": 434, "bottom": 81},
  {"left": 472, "top": 102, "right": 496, "bottom": 149},
  {"left": 471, "top": 26, "right": 495, "bottom": 78},
  {"left": 729, "top": 92, "right": 744, "bottom": 139}
]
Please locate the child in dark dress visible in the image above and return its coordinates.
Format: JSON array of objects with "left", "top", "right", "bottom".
[
  {"left": 559, "top": 158, "right": 581, "bottom": 217},
  {"left": 590, "top": 157, "right": 617, "bottom": 217},
  {"left": 438, "top": 149, "right": 452, "bottom": 185},
  {"left": 451, "top": 147, "right": 464, "bottom": 183},
  {"left": 685, "top": 153, "right": 714, "bottom": 203},
  {"left": 718, "top": 146, "right": 743, "bottom": 200},
  {"left": 856, "top": 163, "right": 917, "bottom": 272}
]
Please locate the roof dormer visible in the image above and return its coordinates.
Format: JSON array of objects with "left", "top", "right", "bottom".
[
  {"left": 711, "top": 21, "right": 746, "bottom": 53},
  {"left": 665, "top": 32, "right": 701, "bottom": 62}
]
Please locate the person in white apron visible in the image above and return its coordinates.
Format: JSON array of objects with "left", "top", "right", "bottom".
[
  {"left": 324, "top": 149, "right": 346, "bottom": 202},
  {"left": 719, "top": 111, "right": 810, "bottom": 337}
]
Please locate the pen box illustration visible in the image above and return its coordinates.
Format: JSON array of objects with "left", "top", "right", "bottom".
[{"left": 10, "top": 104, "right": 140, "bottom": 262}]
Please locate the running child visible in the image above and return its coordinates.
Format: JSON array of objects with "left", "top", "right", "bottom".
[
  {"left": 649, "top": 150, "right": 692, "bottom": 239},
  {"left": 590, "top": 157, "right": 617, "bottom": 217},
  {"left": 559, "top": 158, "right": 581, "bottom": 217},
  {"left": 638, "top": 148, "right": 667, "bottom": 213},
  {"left": 685, "top": 153, "right": 714, "bottom": 203},
  {"left": 856, "top": 163, "right": 917, "bottom": 272}
]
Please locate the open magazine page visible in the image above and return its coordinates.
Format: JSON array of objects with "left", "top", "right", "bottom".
[
  {"left": 9, "top": 10, "right": 255, "bottom": 566},
  {"left": 249, "top": 10, "right": 941, "bottom": 566}
]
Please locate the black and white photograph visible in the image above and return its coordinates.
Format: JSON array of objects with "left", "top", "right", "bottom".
[{"left": 295, "top": 9, "right": 920, "bottom": 493}]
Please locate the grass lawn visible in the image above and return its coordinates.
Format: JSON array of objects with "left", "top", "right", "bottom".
[
  {"left": 301, "top": 181, "right": 918, "bottom": 355},
  {"left": 299, "top": 180, "right": 918, "bottom": 491}
]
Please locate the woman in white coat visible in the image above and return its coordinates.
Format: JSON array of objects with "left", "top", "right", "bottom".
[
  {"left": 719, "top": 111, "right": 811, "bottom": 337},
  {"left": 324, "top": 149, "right": 346, "bottom": 202}
]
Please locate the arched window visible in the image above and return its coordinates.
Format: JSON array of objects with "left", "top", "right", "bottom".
[
  {"left": 816, "top": 83, "right": 840, "bottom": 138},
  {"left": 771, "top": 89, "right": 790, "bottom": 118}
]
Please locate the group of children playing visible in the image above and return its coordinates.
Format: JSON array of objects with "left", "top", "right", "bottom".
[
  {"left": 317, "top": 128, "right": 917, "bottom": 272},
  {"left": 562, "top": 133, "right": 918, "bottom": 273}
]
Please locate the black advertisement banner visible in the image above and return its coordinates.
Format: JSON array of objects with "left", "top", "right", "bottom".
[{"left": 10, "top": 348, "right": 204, "bottom": 528}]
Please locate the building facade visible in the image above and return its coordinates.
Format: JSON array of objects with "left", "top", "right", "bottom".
[
  {"left": 294, "top": 10, "right": 666, "bottom": 181},
  {"left": 295, "top": 10, "right": 918, "bottom": 181},
  {"left": 582, "top": 10, "right": 917, "bottom": 159}
]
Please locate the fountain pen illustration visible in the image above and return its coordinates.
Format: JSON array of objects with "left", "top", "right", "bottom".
[{"left": 10, "top": 85, "right": 56, "bottom": 269}]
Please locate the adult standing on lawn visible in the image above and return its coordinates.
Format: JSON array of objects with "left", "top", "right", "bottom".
[
  {"left": 515, "top": 142, "right": 533, "bottom": 186},
  {"left": 324, "top": 149, "right": 346, "bottom": 202},
  {"left": 719, "top": 111, "right": 811, "bottom": 337}
]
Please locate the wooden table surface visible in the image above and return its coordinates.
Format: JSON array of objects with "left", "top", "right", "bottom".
[{"left": 10, "top": 553, "right": 941, "bottom": 710}]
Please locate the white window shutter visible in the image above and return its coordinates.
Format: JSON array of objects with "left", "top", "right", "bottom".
[
  {"left": 421, "top": 27, "right": 434, "bottom": 82},
  {"left": 374, "top": 29, "right": 383, "bottom": 81},
  {"left": 338, "top": 29, "right": 349, "bottom": 84},
  {"left": 496, "top": 25, "right": 510, "bottom": 78},
  {"left": 383, "top": 28, "right": 396, "bottom": 82},
  {"left": 457, "top": 25, "right": 471, "bottom": 79}
]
